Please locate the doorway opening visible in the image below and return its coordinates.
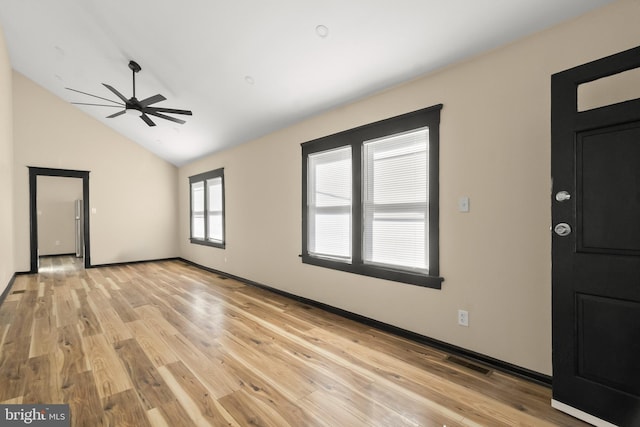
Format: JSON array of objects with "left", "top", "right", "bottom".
[{"left": 29, "top": 167, "right": 91, "bottom": 273}]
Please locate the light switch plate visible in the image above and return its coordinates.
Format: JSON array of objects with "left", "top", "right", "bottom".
[{"left": 458, "top": 196, "right": 470, "bottom": 213}]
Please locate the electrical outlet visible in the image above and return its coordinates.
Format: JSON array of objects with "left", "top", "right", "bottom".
[{"left": 458, "top": 310, "right": 469, "bottom": 327}]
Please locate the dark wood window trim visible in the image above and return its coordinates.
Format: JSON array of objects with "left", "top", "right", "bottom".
[
  {"left": 301, "top": 105, "right": 443, "bottom": 289},
  {"left": 189, "top": 168, "right": 225, "bottom": 249},
  {"left": 28, "top": 167, "right": 91, "bottom": 273}
]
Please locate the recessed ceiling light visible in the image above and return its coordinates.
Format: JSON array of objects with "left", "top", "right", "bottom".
[
  {"left": 244, "top": 75, "right": 255, "bottom": 85},
  {"left": 315, "top": 25, "right": 329, "bottom": 38}
]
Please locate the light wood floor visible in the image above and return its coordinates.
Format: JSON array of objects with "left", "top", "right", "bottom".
[{"left": 0, "top": 256, "right": 587, "bottom": 426}]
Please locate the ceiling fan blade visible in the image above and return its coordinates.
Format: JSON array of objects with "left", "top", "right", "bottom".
[
  {"left": 139, "top": 94, "right": 166, "bottom": 107},
  {"left": 106, "top": 110, "right": 126, "bottom": 118},
  {"left": 71, "top": 102, "right": 124, "bottom": 108},
  {"left": 145, "top": 106, "right": 192, "bottom": 116},
  {"left": 102, "top": 83, "right": 129, "bottom": 103},
  {"left": 140, "top": 113, "right": 156, "bottom": 127},
  {"left": 146, "top": 110, "right": 186, "bottom": 125},
  {"left": 66, "top": 87, "right": 123, "bottom": 105}
]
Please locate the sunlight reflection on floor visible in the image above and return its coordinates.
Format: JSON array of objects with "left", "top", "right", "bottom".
[{"left": 38, "top": 255, "right": 83, "bottom": 274}]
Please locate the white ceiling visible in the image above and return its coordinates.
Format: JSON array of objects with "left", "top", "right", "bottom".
[{"left": 0, "top": 0, "right": 614, "bottom": 166}]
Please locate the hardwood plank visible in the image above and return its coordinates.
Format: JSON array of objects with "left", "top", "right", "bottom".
[
  {"left": 22, "top": 353, "right": 61, "bottom": 404},
  {"left": 158, "top": 363, "right": 237, "bottom": 427},
  {"left": 145, "top": 408, "right": 170, "bottom": 427},
  {"left": 62, "top": 370, "right": 105, "bottom": 427},
  {"left": 54, "top": 285, "right": 78, "bottom": 328},
  {"left": 74, "top": 289, "right": 103, "bottom": 337},
  {"left": 108, "top": 290, "right": 139, "bottom": 323},
  {"left": 102, "top": 388, "right": 152, "bottom": 427},
  {"left": 154, "top": 400, "right": 196, "bottom": 427},
  {"left": 0, "top": 338, "right": 30, "bottom": 401},
  {"left": 86, "top": 291, "right": 132, "bottom": 344},
  {"left": 1, "top": 396, "right": 23, "bottom": 404},
  {"left": 218, "top": 389, "right": 293, "bottom": 427},
  {"left": 0, "top": 324, "right": 8, "bottom": 349},
  {"left": 134, "top": 305, "right": 181, "bottom": 339},
  {"left": 209, "top": 349, "right": 325, "bottom": 427},
  {"left": 29, "top": 314, "right": 57, "bottom": 358},
  {"left": 4, "top": 289, "right": 37, "bottom": 344},
  {"left": 117, "top": 279, "right": 152, "bottom": 308},
  {"left": 0, "top": 300, "right": 18, "bottom": 326},
  {"left": 218, "top": 332, "right": 317, "bottom": 400},
  {"left": 56, "top": 324, "right": 90, "bottom": 390},
  {"left": 162, "top": 333, "right": 240, "bottom": 399},
  {"left": 113, "top": 338, "right": 176, "bottom": 410},
  {"left": 124, "top": 320, "right": 179, "bottom": 368},
  {"left": 83, "top": 333, "right": 133, "bottom": 400}
]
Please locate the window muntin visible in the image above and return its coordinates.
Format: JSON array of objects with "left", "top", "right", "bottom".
[
  {"left": 189, "top": 168, "right": 225, "bottom": 248},
  {"left": 301, "top": 105, "right": 442, "bottom": 288}
]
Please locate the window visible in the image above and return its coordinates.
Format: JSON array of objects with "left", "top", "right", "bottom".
[
  {"left": 302, "top": 105, "right": 442, "bottom": 288},
  {"left": 190, "top": 168, "right": 225, "bottom": 248}
]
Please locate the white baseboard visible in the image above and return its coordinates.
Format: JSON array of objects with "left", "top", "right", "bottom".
[{"left": 551, "top": 399, "right": 617, "bottom": 427}]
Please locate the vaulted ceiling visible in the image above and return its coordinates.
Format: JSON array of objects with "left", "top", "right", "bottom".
[{"left": 0, "top": 0, "right": 614, "bottom": 166}]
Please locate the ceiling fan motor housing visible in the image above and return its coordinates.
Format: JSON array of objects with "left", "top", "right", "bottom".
[{"left": 128, "top": 60, "right": 141, "bottom": 73}]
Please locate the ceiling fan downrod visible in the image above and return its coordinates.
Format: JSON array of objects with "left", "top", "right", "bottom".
[{"left": 129, "top": 60, "right": 141, "bottom": 99}]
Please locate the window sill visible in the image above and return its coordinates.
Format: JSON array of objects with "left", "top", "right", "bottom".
[
  {"left": 301, "top": 255, "right": 443, "bottom": 289},
  {"left": 190, "top": 238, "right": 225, "bottom": 249}
]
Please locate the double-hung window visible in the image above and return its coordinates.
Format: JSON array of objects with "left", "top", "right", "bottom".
[
  {"left": 302, "top": 105, "right": 443, "bottom": 288},
  {"left": 189, "top": 168, "right": 225, "bottom": 248}
]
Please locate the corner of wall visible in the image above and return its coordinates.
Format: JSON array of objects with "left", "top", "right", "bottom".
[{"left": 0, "top": 22, "right": 15, "bottom": 296}]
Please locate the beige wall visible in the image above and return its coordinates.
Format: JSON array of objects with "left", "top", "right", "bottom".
[
  {"left": 13, "top": 72, "right": 179, "bottom": 270},
  {"left": 37, "top": 176, "right": 83, "bottom": 256},
  {"left": 0, "top": 24, "right": 14, "bottom": 294},
  {"left": 179, "top": 0, "right": 640, "bottom": 375}
]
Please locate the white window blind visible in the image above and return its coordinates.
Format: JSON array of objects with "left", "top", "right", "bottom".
[
  {"left": 363, "top": 127, "right": 429, "bottom": 271},
  {"left": 307, "top": 146, "right": 352, "bottom": 261},
  {"left": 191, "top": 181, "right": 205, "bottom": 240},
  {"left": 207, "top": 177, "right": 223, "bottom": 242}
]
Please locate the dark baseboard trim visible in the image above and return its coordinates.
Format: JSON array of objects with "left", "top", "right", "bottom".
[
  {"left": 177, "top": 258, "right": 552, "bottom": 387},
  {"left": 90, "top": 257, "right": 180, "bottom": 269},
  {"left": 0, "top": 273, "right": 17, "bottom": 308}
]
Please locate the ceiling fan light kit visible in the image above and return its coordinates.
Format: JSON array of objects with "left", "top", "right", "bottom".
[{"left": 67, "top": 60, "right": 192, "bottom": 127}]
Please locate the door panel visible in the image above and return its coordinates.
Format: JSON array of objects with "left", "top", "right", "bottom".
[
  {"left": 578, "top": 123, "right": 640, "bottom": 254},
  {"left": 577, "top": 293, "right": 640, "bottom": 396},
  {"left": 552, "top": 46, "right": 640, "bottom": 426}
]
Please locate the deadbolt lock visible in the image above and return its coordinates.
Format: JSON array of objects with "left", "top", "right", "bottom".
[{"left": 554, "top": 223, "right": 572, "bottom": 237}]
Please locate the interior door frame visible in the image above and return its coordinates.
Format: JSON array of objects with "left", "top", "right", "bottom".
[
  {"left": 551, "top": 46, "right": 640, "bottom": 426},
  {"left": 28, "top": 166, "right": 91, "bottom": 273}
]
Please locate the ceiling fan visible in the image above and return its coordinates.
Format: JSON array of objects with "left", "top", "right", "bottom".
[{"left": 66, "top": 60, "right": 192, "bottom": 127}]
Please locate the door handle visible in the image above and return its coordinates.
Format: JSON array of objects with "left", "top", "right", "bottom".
[
  {"left": 555, "top": 191, "right": 571, "bottom": 202},
  {"left": 554, "top": 223, "right": 572, "bottom": 236}
]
